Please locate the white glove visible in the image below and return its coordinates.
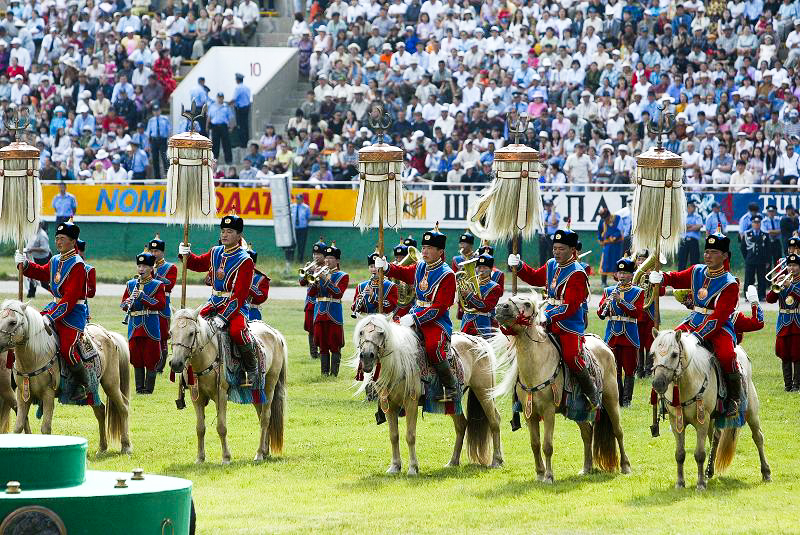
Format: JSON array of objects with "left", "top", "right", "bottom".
[
  {"left": 373, "top": 256, "right": 389, "bottom": 270},
  {"left": 399, "top": 314, "right": 415, "bottom": 328},
  {"left": 648, "top": 271, "right": 663, "bottom": 284},
  {"left": 14, "top": 250, "right": 26, "bottom": 266},
  {"left": 746, "top": 285, "right": 759, "bottom": 304},
  {"left": 211, "top": 316, "right": 226, "bottom": 330},
  {"left": 507, "top": 254, "right": 521, "bottom": 267},
  {"left": 178, "top": 242, "right": 191, "bottom": 256}
]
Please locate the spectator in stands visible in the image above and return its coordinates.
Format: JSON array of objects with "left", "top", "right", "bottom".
[{"left": 52, "top": 182, "right": 77, "bottom": 224}]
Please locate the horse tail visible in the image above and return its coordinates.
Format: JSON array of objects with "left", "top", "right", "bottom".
[
  {"left": 466, "top": 388, "right": 492, "bottom": 466},
  {"left": 268, "top": 333, "right": 288, "bottom": 455},
  {"left": 714, "top": 428, "right": 740, "bottom": 474},
  {"left": 592, "top": 408, "right": 619, "bottom": 472},
  {"left": 106, "top": 330, "right": 130, "bottom": 448}
]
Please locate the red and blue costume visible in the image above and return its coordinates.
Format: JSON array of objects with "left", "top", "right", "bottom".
[
  {"left": 301, "top": 240, "right": 326, "bottom": 359},
  {"left": 310, "top": 243, "right": 348, "bottom": 376},
  {"left": 122, "top": 271, "right": 166, "bottom": 371},
  {"left": 766, "top": 255, "right": 800, "bottom": 390},
  {"left": 390, "top": 243, "right": 413, "bottom": 321},
  {"left": 460, "top": 254, "right": 502, "bottom": 338},
  {"left": 150, "top": 235, "right": 177, "bottom": 369},
  {"left": 245, "top": 249, "right": 270, "bottom": 321},
  {"left": 352, "top": 278, "right": 397, "bottom": 315}
]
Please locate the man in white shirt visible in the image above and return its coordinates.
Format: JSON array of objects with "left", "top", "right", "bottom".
[
  {"left": 779, "top": 143, "right": 800, "bottom": 184},
  {"left": 105, "top": 156, "right": 129, "bottom": 183},
  {"left": 434, "top": 108, "right": 455, "bottom": 137},
  {"left": 454, "top": 139, "right": 481, "bottom": 168},
  {"left": 681, "top": 141, "right": 701, "bottom": 170},
  {"left": 575, "top": 91, "right": 599, "bottom": 121},
  {"left": 563, "top": 142, "right": 592, "bottom": 190},
  {"left": 729, "top": 159, "right": 755, "bottom": 192},
  {"left": 421, "top": 94, "right": 442, "bottom": 122},
  {"left": 390, "top": 42, "right": 412, "bottom": 70},
  {"left": 462, "top": 76, "right": 482, "bottom": 109},
  {"left": 613, "top": 144, "right": 636, "bottom": 183}
]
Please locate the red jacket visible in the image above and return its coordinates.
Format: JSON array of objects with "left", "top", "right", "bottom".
[
  {"left": 663, "top": 266, "right": 739, "bottom": 341},
  {"left": 517, "top": 261, "right": 588, "bottom": 327},
  {"left": 185, "top": 248, "right": 254, "bottom": 320}
]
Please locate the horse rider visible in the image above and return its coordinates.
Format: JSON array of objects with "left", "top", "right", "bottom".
[
  {"left": 309, "top": 242, "right": 349, "bottom": 377},
  {"left": 178, "top": 214, "right": 258, "bottom": 387},
  {"left": 15, "top": 221, "right": 89, "bottom": 400},
  {"left": 390, "top": 243, "right": 413, "bottom": 321},
  {"left": 149, "top": 235, "right": 177, "bottom": 373},
  {"left": 460, "top": 253, "right": 503, "bottom": 338},
  {"left": 246, "top": 249, "right": 270, "bottom": 321},
  {"left": 597, "top": 257, "right": 644, "bottom": 408},
  {"left": 375, "top": 225, "right": 459, "bottom": 401},
  {"left": 300, "top": 239, "right": 326, "bottom": 360},
  {"left": 766, "top": 253, "right": 800, "bottom": 391},
  {"left": 507, "top": 228, "right": 599, "bottom": 408},
  {"left": 478, "top": 242, "right": 506, "bottom": 290},
  {"left": 121, "top": 252, "right": 166, "bottom": 394},
  {"left": 649, "top": 230, "right": 742, "bottom": 417},
  {"left": 352, "top": 252, "right": 397, "bottom": 317},
  {"left": 733, "top": 284, "right": 764, "bottom": 345},
  {"left": 76, "top": 239, "right": 95, "bottom": 322},
  {"left": 634, "top": 249, "right": 658, "bottom": 377},
  {"left": 451, "top": 230, "right": 476, "bottom": 322}
]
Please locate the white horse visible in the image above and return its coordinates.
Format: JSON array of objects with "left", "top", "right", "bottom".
[
  {"left": 350, "top": 314, "right": 503, "bottom": 475},
  {"left": 168, "top": 309, "right": 288, "bottom": 463},
  {"left": 650, "top": 329, "right": 771, "bottom": 489},
  {"left": 491, "top": 294, "right": 631, "bottom": 482},
  {"left": 0, "top": 300, "right": 132, "bottom": 453}
]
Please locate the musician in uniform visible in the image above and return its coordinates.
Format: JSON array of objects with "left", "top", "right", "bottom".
[
  {"left": 507, "top": 229, "right": 599, "bottom": 407},
  {"left": 179, "top": 215, "right": 258, "bottom": 386},
  {"left": 391, "top": 243, "right": 413, "bottom": 321},
  {"left": 460, "top": 253, "right": 503, "bottom": 338},
  {"left": 766, "top": 253, "right": 800, "bottom": 391},
  {"left": 743, "top": 214, "right": 770, "bottom": 301},
  {"left": 598, "top": 207, "right": 624, "bottom": 287},
  {"left": 352, "top": 252, "right": 397, "bottom": 316},
  {"left": 403, "top": 235, "right": 418, "bottom": 248},
  {"left": 597, "top": 257, "right": 644, "bottom": 407},
  {"left": 451, "top": 231, "right": 477, "bottom": 321},
  {"left": 149, "top": 235, "right": 177, "bottom": 373},
  {"left": 649, "top": 230, "right": 742, "bottom": 416},
  {"left": 17, "top": 221, "right": 89, "bottom": 400},
  {"left": 309, "top": 243, "right": 349, "bottom": 377},
  {"left": 788, "top": 236, "right": 800, "bottom": 256},
  {"left": 76, "top": 239, "right": 95, "bottom": 322},
  {"left": 246, "top": 250, "right": 270, "bottom": 321},
  {"left": 121, "top": 253, "right": 166, "bottom": 394},
  {"left": 376, "top": 225, "right": 459, "bottom": 401},
  {"left": 300, "top": 239, "right": 326, "bottom": 359},
  {"left": 478, "top": 242, "right": 506, "bottom": 288}
]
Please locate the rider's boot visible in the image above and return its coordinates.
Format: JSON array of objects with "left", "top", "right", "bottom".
[
  {"left": 510, "top": 393, "right": 522, "bottom": 431},
  {"left": 573, "top": 366, "right": 600, "bottom": 409},
  {"left": 156, "top": 347, "right": 168, "bottom": 374},
  {"left": 782, "top": 360, "right": 793, "bottom": 392},
  {"left": 433, "top": 360, "right": 459, "bottom": 402},
  {"left": 792, "top": 362, "right": 800, "bottom": 392},
  {"left": 67, "top": 360, "right": 89, "bottom": 401},
  {"left": 724, "top": 371, "right": 743, "bottom": 417},
  {"left": 236, "top": 341, "right": 259, "bottom": 387},
  {"left": 134, "top": 367, "right": 145, "bottom": 394},
  {"left": 320, "top": 352, "right": 330, "bottom": 376}
]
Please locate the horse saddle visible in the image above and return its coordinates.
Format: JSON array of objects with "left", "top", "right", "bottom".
[
  {"left": 57, "top": 333, "right": 103, "bottom": 407},
  {"left": 560, "top": 345, "right": 603, "bottom": 422},
  {"left": 216, "top": 328, "right": 266, "bottom": 391}
]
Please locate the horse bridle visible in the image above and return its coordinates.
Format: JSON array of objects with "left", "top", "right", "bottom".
[
  {"left": 500, "top": 300, "right": 546, "bottom": 343},
  {"left": 171, "top": 317, "right": 214, "bottom": 360},
  {"left": 652, "top": 340, "right": 689, "bottom": 387},
  {"left": 0, "top": 308, "right": 26, "bottom": 350}
]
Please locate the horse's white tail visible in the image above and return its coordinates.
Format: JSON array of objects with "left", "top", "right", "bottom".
[
  {"left": 488, "top": 332, "right": 518, "bottom": 399},
  {"left": 107, "top": 330, "right": 130, "bottom": 447},
  {"left": 715, "top": 428, "right": 740, "bottom": 474},
  {"left": 269, "top": 332, "right": 288, "bottom": 455}
]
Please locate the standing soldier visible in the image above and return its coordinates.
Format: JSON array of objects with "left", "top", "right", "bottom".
[
  {"left": 352, "top": 252, "right": 397, "bottom": 317},
  {"left": 309, "top": 243, "right": 349, "bottom": 377},
  {"left": 451, "top": 231, "right": 476, "bottom": 323},
  {"left": 597, "top": 257, "right": 644, "bottom": 407},
  {"left": 16, "top": 221, "right": 89, "bottom": 400},
  {"left": 246, "top": 250, "right": 270, "bottom": 321},
  {"left": 178, "top": 214, "right": 258, "bottom": 386},
  {"left": 76, "top": 239, "right": 95, "bottom": 322},
  {"left": 677, "top": 200, "right": 703, "bottom": 270},
  {"left": 478, "top": 242, "right": 506, "bottom": 289},
  {"left": 375, "top": 225, "right": 459, "bottom": 401},
  {"left": 121, "top": 253, "right": 166, "bottom": 394},
  {"left": 230, "top": 73, "right": 252, "bottom": 148},
  {"left": 300, "top": 239, "right": 326, "bottom": 359},
  {"left": 766, "top": 254, "right": 800, "bottom": 391},
  {"left": 391, "top": 243, "right": 414, "bottom": 321},
  {"left": 207, "top": 91, "right": 233, "bottom": 164},
  {"left": 148, "top": 234, "right": 177, "bottom": 373},
  {"left": 743, "top": 214, "right": 770, "bottom": 301},
  {"left": 763, "top": 205, "right": 784, "bottom": 269},
  {"left": 460, "top": 253, "right": 503, "bottom": 338}
]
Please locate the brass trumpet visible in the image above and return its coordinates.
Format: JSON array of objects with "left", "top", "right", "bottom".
[
  {"left": 456, "top": 257, "right": 482, "bottom": 311},
  {"left": 308, "top": 265, "right": 331, "bottom": 284},
  {"left": 632, "top": 252, "right": 658, "bottom": 308},
  {"left": 299, "top": 260, "right": 320, "bottom": 282},
  {"left": 767, "top": 258, "right": 791, "bottom": 293}
]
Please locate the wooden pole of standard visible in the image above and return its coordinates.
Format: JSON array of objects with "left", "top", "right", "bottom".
[
  {"left": 378, "top": 214, "right": 384, "bottom": 314},
  {"left": 181, "top": 208, "right": 189, "bottom": 308}
]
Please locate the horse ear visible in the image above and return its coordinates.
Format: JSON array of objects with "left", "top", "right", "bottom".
[
  {"left": 21, "top": 302, "right": 28, "bottom": 311},
  {"left": 191, "top": 308, "right": 200, "bottom": 320},
  {"left": 675, "top": 330, "right": 682, "bottom": 342},
  {"left": 651, "top": 327, "right": 659, "bottom": 340}
]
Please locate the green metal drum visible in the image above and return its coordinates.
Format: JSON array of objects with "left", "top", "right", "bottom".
[{"left": 0, "top": 435, "right": 192, "bottom": 535}]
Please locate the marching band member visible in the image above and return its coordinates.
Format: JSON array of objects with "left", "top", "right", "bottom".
[
  {"left": 766, "top": 254, "right": 800, "bottom": 391},
  {"left": 788, "top": 236, "right": 800, "bottom": 256},
  {"left": 634, "top": 249, "right": 657, "bottom": 377},
  {"left": 76, "top": 239, "right": 95, "bottom": 322},
  {"left": 246, "top": 249, "right": 270, "bottom": 321},
  {"left": 179, "top": 215, "right": 258, "bottom": 387},
  {"left": 376, "top": 225, "right": 459, "bottom": 401},
  {"left": 149, "top": 235, "right": 177, "bottom": 373},
  {"left": 300, "top": 239, "right": 327, "bottom": 359},
  {"left": 403, "top": 235, "right": 418, "bottom": 248},
  {"left": 121, "top": 253, "right": 166, "bottom": 394},
  {"left": 451, "top": 231, "right": 477, "bottom": 321},
  {"left": 508, "top": 229, "right": 599, "bottom": 407},
  {"left": 733, "top": 285, "right": 764, "bottom": 344},
  {"left": 391, "top": 243, "right": 413, "bottom": 320},
  {"left": 478, "top": 242, "right": 506, "bottom": 290},
  {"left": 597, "top": 258, "right": 644, "bottom": 407},
  {"left": 460, "top": 253, "right": 503, "bottom": 338},
  {"left": 649, "top": 230, "right": 742, "bottom": 416},
  {"left": 309, "top": 243, "right": 349, "bottom": 377},
  {"left": 351, "top": 252, "right": 397, "bottom": 317}
]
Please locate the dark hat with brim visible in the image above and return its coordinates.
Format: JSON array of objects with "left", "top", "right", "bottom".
[
  {"left": 56, "top": 221, "right": 80, "bottom": 240},
  {"left": 137, "top": 252, "right": 156, "bottom": 266},
  {"left": 220, "top": 214, "right": 244, "bottom": 232}
]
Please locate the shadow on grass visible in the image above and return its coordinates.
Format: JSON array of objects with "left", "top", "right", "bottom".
[
  {"left": 474, "top": 470, "right": 617, "bottom": 498},
  {"left": 163, "top": 455, "right": 296, "bottom": 477},
  {"left": 343, "top": 463, "right": 494, "bottom": 491},
  {"left": 625, "top": 476, "right": 754, "bottom": 507}
]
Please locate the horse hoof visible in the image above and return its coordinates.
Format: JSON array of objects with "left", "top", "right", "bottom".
[
  {"left": 407, "top": 466, "right": 419, "bottom": 476},
  {"left": 254, "top": 454, "right": 264, "bottom": 462},
  {"left": 221, "top": 458, "right": 232, "bottom": 465},
  {"left": 195, "top": 458, "right": 205, "bottom": 465},
  {"left": 543, "top": 475, "right": 554, "bottom": 484},
  {"left": 696, "top": 482, "right": 707, "bottom": 491},
  {"left": 675, "top": 482, "right": 685, "bottom": 489},
  {"left": 489, "top": 460, "right": 503, "bottom": 469},
  {"left": 121, "top": 445, "right": 133, "bottom": 455},
  {"left": 621, "top": 464, "right": 632, "bottom": 475},
  {"left": 386, "top": 464, "right": 401, "bottom": 474},
  {"left": 445, "top": 461, "right": 459, "bottom": 468},
  {"left": 536, "top": 473, "right": 546, "bottom": 482},
  {"left": 763, "top": 473, "right": 772, "bottom": 483}
]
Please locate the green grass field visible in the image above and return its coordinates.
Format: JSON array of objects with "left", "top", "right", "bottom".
[{"left": 7, "top": 294, "right": 800, "bottom": 534}]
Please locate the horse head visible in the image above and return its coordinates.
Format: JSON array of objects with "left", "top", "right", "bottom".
[
  {"left": 169, "top": 308, "right": 202, "bottom": 374},
  {"left": 495, "top": 293, "right": 541, "bottom": 335},
  {"left": 651, "top": 329, "right": 688, "bottom": 395},
  {"left": 0, "top": 300, "right": 31, "bottom": 352},
  {"left": 355, "top": 316, "right": 388, "bottom": 374}
]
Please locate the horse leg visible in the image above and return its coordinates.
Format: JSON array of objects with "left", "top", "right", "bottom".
[
  {"left": 253, "top": 403, "right": 271, "bottom": 461},
  {"left": 673, "top": 426, "right": 686, "bottom": 489},
  {"left": 694, "top": 423, "right": 708, "bottom": 490},
  {"left": 13, "top": 385, "right": 31, "bottom": 434},
  {"left": 542, "top": 410, "right": 556, "bottom": 484},
  {"left": 480, "top": 395, "right": 503, "bottom": 468},
  {"left": 40, "top": 389, "right": 57, "bottom": 437},
  {"left": 578, "top": 421, "right": 593, "bottom": 475},
  {"left": 526, "top": 414, "right": 545, "bottom": 481},
  {"left": 447, "top": 413, "right": 467, "bottom": 468},
  {"left": 706, "top": 427, "right": 720, "bottom": 480},
  {"left": 106, "top": 386, "right": 132, "bottom": 454},
  {"left": 746, "top": 407, "right": 772, "bottom": 482},
  {"left": 405, "top": 398, "right": 419, "bottom": 476},
  {"left": 91, "top": 403, "right": 107, "bottom": 453},
  {"left": 193, "top": 396, "right": 207, "bottom": 464},
  {"left": 216, "top": 392, "right": 232, "bottom": 465},
  {"left": 386, "top": 407, "right": 401, "bottom": 474}
]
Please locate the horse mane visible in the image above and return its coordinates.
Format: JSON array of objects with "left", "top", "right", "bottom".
[
  {"left": 1, "top": 300, "right": 58, "bottom": 358},
  {"left": 652, "top": 329, "right": 712, "bottom": 376}
]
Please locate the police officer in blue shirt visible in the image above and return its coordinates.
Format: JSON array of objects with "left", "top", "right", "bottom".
[
  {"left": 207, "top": 91, "right": 233, "bottom": 164},
  {"left": 739, "top": 202, "right": 761, "bottom": 259},
  {"left": 762, "top": 204, "right": 783, "bottom": 268},
  {"left": 229, "top": 73, "right": 252, "bottom": 148},
  {"left": 129, "top": 139, "right": 149, "bottom": 183},
  {"left": 705, "top": 202, "right": 728, "bottom": 235},
  {"left": 678, "top": 200, "right": 704, "bottom": 270},
  {"left": 189, "top": 76, "right": 210, "bottom": 135},
  {"left": 145, "top": 103, "right": 171, "bottom": 180}
]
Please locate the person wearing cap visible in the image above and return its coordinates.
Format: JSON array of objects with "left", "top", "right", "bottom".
[
  {"left": 375, "top": 225, "right": 459, "bottom": 401},
  {"left": 289, "top": 193, "right": 312, "bottom": 262},
  {"left": 508, "top": 229, "right": 598, "bottom": 407},
  {"left": 649, "top": 230, "right": 742, "bottom": 417},
  {"left": 300, "top": 239, "right": 327, "bottom": 359},
  {"left": 245, "top": 250, "right": 270, "bottom": 321},
  {"left": 145, "top": 104, "right": 170, "bottom": 180},
  {"left": 230, "top": 73, "right": 252, "bottom": 148},
  {"left": 309, "top": 242, "right": 348, "bottom": 376},
  {"left": 352, "top": 252, "right": 397, "bottom": 317},
  {"left": 207, "top": 91, "right": 233, "bottom": 164},
  {"left": 148, "top": 235, "right": 177, "bottom": 373},
  {"left": 121, "top": 252, "right": 167, "bottom": 394},
  {"left": 743, "top": 214, "right": 770, "bottom": 300},
  {"left": 459, "top": 253, "right": 502, "bottom": 339},
  {"left": 128, "top": 138, "right": 149, "bottom": 183},
  {"left": 52, "top": 182, "right": 77, "bottom": 224},
  {"left": 189, "top": 77, "right": 210, "bottom": 135},
  {"left": 178, "top": 215, "right": 258, "bottom": 386},
  {"left": 16, "top": 221, "right": 90, "bottom": 400},
  {"left": 678, "top": 200, "right": 704, "bottom": 271},
  {"left": 766, "top": 253, "right": 800, "bottom": 390},
  {"left": 451, "top": 230, "right": 476, "bottom": 320},
  {"left": 477, "top": 243, "right": 505, "bottom": 290},
  {"left": 762, "top": 205, "right": 784, "bottom": 268}
]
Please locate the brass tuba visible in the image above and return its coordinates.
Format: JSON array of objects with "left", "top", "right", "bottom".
[
  {"left": 397, "top": 245, "right": 420, "bottom": 266},
  {"left": 393, "top": 246, "right": 419, "bottom": 306},
  {"left": 632, "top": 251, "right": 659, "bottom": 308},
  {"left": 456, "top": 257, "right": 481, "bottom": 311}
]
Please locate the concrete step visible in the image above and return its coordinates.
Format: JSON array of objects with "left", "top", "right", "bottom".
[{"left": 259, "top": 33, "right": 292, "bottom": 47}]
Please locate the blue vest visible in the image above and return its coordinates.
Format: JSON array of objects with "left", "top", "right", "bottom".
[
  {"left": 776, "top": 279, "right": 800, "bottom": 333},
  {"left": 44, "top": 253, "right": 87, "bottom": 331},
  {"left": 313, "top": 270, "right": 347, "bottom": 325},
  {"left": 208, "top": 245, "right": 251, "bottom": 319},
  {"left": 681, "top": 265, "right": 737, "bottom": 342},
  {"left": 153, "top": 260, "right": 176, "bottom": 319},
  {"left": 356, "top": 279, "right": 395, "bottom": 314},
  {"left": 83, "top": 263, "right": 94, "bottom": 322},
  {"left": 410, "top": 260, "right": 454, "bottom": 336},
  {"left": 246, "top": 271, "right": 268, "bottom": 321},
  {"left": 602, "top": 284, "right": 644, "bottom": 347},
  {"left": 544, "top": 258, "right": 587, "bottom": 335},
  {"left": 125, "top": 278, "right": 163, "bottom": 341},
  {"left": 461, "top": 278, "right": 499, "bottom": 337}
]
